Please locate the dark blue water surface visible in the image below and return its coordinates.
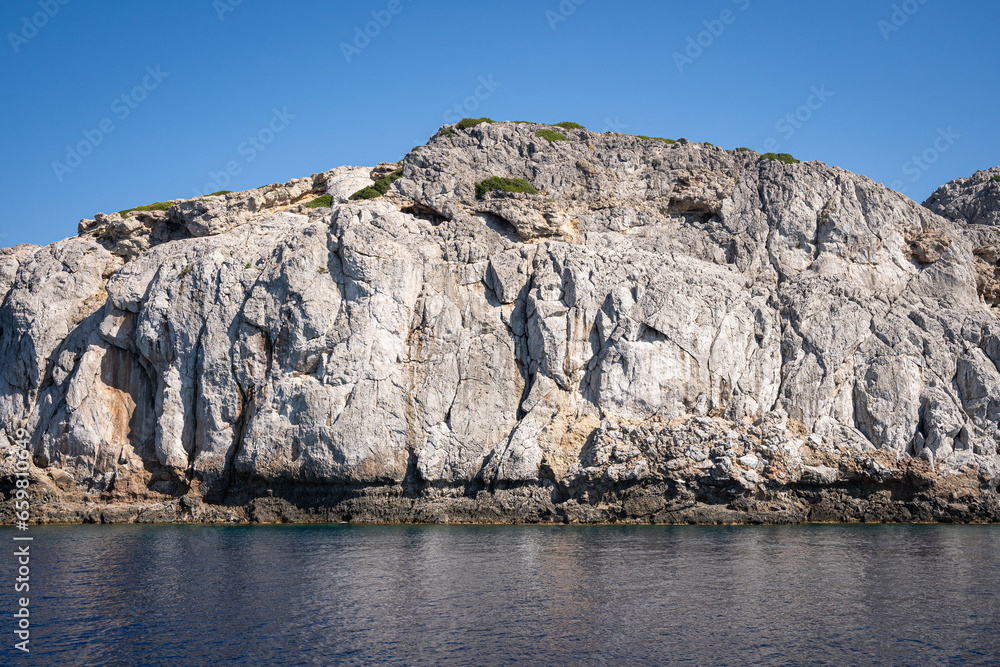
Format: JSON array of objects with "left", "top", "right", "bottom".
[{"left": 2, "top": 523, "right": 999, "bottom": 666}]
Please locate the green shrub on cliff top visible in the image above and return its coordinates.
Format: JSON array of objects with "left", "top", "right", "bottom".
[
  {"left": 535, "top": 129, "right": 568, "bottom": 142},
  {"left": 760, "top": 152, "right": 800, "bottom": 164},
  {"left": 553, "top": 121, "right": 585, "bottom": 130},
  {"left": 119, "top": 201, "right": 174, "bottom": 216},
  {"left": 632, "top": 135, "right": 676, "bottom": 144},
  {"left": 474, "top": 176, "right": 539, "bottom": 200},
  {"left": 456, "top": 117, "right": 495, "bottom": 129}
]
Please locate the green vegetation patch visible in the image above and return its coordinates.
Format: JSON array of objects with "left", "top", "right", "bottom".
[
  {"left": 349, "top": 167, "right": 404, "bottom": 201},
  {"left": 119, "top": 201, "right": 175, "bottom": 216},
  {"left": 440, "top": 127, "right": 455, "bottom": 136},
  {"left": 553, "top": 121, "right": 585, "bottom": 130},
  {"left": 759, "top": 152, "right": 800, "bottom": 164},
  {"left": 736, "top": 147, "right": 753, "bottom": 152},
  {"left": 456, "top": 117, "right": 495, "bottom": 130},
  {"left": 992, "top": 175, "right": 1000, "bottom": 182},
  {"left": 535, "top": 129, "right": 568, "bottom": 142},
  {"left": 474, "top": 176, "right": 539, "bottom": 200},
  {"left": 206, "top": 190, "right": 232, "bottom": 197},
  {"left": 304, "top": 195, "right": 333, "bottom": 208},
  {"left": 632, "top": 135, "right": 676, "bottom": 144},
  {"left": 350, "top": 187, "right": 382, "bottom": 200}
]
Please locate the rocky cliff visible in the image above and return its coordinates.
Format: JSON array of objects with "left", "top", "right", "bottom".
[{"left": 3, "top": 121, "right": 1000, "bottom": 524}]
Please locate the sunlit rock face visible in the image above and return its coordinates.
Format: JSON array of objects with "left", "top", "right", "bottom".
[{"left": 2, "top": 122, "right": 999, "bottom": 524}]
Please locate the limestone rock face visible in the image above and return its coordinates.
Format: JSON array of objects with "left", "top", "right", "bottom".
[
  {"left": 2, "top": 121, "right": 999, "bottom": 523},
  {"left": 324, "top": 166, "right": 377, "bottom": 203},
  {"left": 924, "top": 166, "right": 1000, "bottom": 228},
  {"left": 924, "top": 168, "right": 1000, "bottom": 315}
]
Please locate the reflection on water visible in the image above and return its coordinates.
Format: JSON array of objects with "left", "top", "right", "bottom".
[{"left": 8, "top": 524, "right": 1000, "bottom": 666}]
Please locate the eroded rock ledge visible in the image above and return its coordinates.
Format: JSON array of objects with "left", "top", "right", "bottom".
[{"left": 2, "top": 121, "right": 1000, "bottom": 524}]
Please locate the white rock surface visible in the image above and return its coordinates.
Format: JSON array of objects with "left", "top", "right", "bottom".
[{"left": 2, "top": 121, "right": 999, "bottom": 522}]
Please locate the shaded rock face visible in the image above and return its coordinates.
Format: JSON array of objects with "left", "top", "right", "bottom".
[
  {"left": 924, "top": 168, "right": 1000, "bottom": 313},
  {"left": 925, "top": 166, "right": 1000, "bottom": 228},
  {"left": 2, "top": 122, "right": 1000, "bottom": 524}
]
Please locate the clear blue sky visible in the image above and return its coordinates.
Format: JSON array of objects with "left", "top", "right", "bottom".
[{"left": 2, "top": 0, "right": 999, "bottom": 248}]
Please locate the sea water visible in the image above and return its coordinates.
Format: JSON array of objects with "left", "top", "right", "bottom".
[{"left": 5, "top": 523, "right": 999, "bottom": 666}]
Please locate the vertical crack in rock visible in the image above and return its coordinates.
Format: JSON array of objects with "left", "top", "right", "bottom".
[
  {"left": 402, "top": 281, "right": 425, "bottom": 498},
  {"left": 186, "top": 327, "right": 206, "bottom": 481},
  {"left": 222, "top": 383, "right": 254, "bottom": 502}
]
